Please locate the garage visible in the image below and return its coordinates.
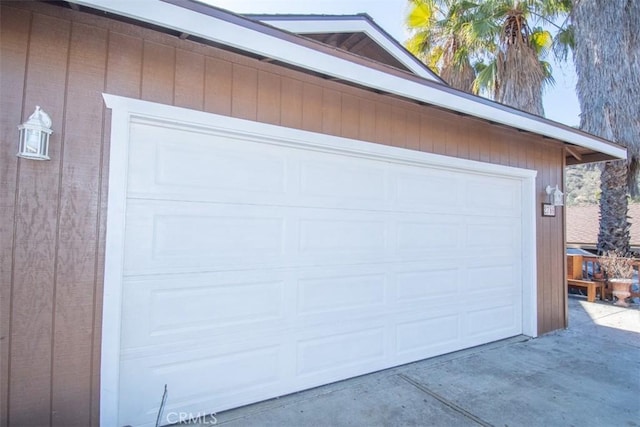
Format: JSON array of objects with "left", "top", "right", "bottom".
[
  {"left": 101, "top": 95, "right": 537, "bottom": 426},
  {"left": 3, "top": 1, "right": 631, "bottom": 425}
]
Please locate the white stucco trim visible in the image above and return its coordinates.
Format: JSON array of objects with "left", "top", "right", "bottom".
[
  {"left": 255, "top": 16, "right": 440, "bottom": 81},
  {"left": 100, "top": 93, "right": 538, "bottom": 425},
  {"left": 71, "top": 0, "right": 625, "bottom": 160},
  {"left": 100, "top": 98, "right": 131, "bottom": 427},
  {"left": 521, "top": 177, "right": 538, "bottom": 338}
]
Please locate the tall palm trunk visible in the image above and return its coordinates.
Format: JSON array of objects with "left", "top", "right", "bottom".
[
  {"left": 597, "top": 161, "right": 631, "bottom": 255},
  {"left": 573, "top": 0, "right": 640, "bottom": 255},
  {"left": 496, "top": 9, "right": 546, "bottom": 116},
  {"left": 440, "top": 40, "right": 476, "bottom": 92}
]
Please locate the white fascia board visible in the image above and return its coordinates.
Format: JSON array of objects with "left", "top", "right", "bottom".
[
  {"left": 257, "top": 18, "right": 439, "bottom": 81},
  {"left": 70, "top": 0, "right": 626, "bottom": 160}
]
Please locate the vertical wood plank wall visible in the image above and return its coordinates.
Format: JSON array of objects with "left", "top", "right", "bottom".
[{"left": 0, "top": 2, "right": 566, "bottom": 426}]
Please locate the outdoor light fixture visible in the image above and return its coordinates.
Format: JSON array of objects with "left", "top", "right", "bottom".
[
  {"left": 545, "top": 184, "right": 564, "bottom": 206},
  {"left": 542, "top": 185, "right": 564, "bottom": 216},
  {"left": 17, "top": 106, "right": 52, "bottom": 160},
  {"left": 542, "top": 185, "right": 563, "bottom": 217}
]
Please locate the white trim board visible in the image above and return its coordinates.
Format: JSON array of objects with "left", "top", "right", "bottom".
[
  {"left": 70, "top": 0, "right": 625, "bottom": 160},
  {"left": 254, "top": 16, "right": 440, "bottom": 81},
  {"left": 100, "top": 93, "right": 538, "bottom": 426}
]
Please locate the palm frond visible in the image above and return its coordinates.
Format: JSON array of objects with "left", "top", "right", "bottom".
[
  {"left": 530, "top": 27, "right": 553, "bottom": 57},
  {"left": 552, "top": 25, "right": 574, "bottom": 61},
  {"left": 540, "top": 60, "right": 556, "bottom": 91},
  {"left": 406, "top": 0, "right": 435, "bottom": 28},
  {"left": 473, "top": 58, "right": 498, "bottom": 97}
]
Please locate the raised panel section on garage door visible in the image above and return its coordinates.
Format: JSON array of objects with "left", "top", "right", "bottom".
[{"left": 101, "top": 96, "right": 537, "bottom": 427}]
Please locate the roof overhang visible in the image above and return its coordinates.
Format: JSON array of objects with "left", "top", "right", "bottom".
[
  {"left": 67, "top": 0, "right": 627, "bottom": 163},
  {"left": 247, "top": 14, "right": 443, "bottom": 82}
]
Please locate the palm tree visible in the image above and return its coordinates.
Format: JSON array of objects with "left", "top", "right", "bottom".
[
  {"left": 491, "top": 2, "right": 555, "bottom": 115},
  {"left": 405, "top": 0, "right": 568, "bottom": 116},
  {"left": 572, "top": 0, "right": 640, "bottom": 255},
  {"left": 405, "top": 0, "right": 480, "bottom": 93}
]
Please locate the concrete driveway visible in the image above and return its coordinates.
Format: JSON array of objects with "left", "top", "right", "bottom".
[{"left": 190, "top": 298, "right": 639, "bottom": 427}]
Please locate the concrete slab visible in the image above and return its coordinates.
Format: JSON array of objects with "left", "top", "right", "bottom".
[
  {"left": 215, "top": 374, "right": 476, "bottom": 427},
  {"left": 180, "top": 297, "right": 639, "bottom": 427}
]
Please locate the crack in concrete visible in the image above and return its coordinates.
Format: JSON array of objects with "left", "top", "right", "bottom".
[{"left": 397, "top": 373, "right": 493, "bottom": 427}]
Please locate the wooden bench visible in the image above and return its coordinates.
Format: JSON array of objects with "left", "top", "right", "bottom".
[
  {"left": 567, "top": 254, "right": 606, "bottom": 302},
  {"left": 567, "top": 254, "right": 639, "bottom": 303},
  {"left": 566, "top": 278, "right": 605, "bottom": 302}
]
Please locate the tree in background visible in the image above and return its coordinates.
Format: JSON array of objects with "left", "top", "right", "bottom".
[
  {"left": 405, "top": 0, "right": 638, "bottom": 254},
  {"left": 405, "top": 0, "right": 480, "bottom": 93},
  {"left": 405, "top": 0, "right": 569, "bottom": 115},
  {"left": 572, "top": 0, "right": 639, "bottom": 255}
]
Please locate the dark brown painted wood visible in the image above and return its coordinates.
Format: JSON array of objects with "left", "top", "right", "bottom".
[
  {"left": 405, "top": 110, "right": 420, "bottom": 151},
  {"left": 374, "top": 102, "right": 392, "bottom": 145},
  {"left": 0, "top": 7, "right": 31, "bottom": 427},
  {"left": 419, "top": 115, "right": 434, "bottom": 154},
  {"left": 204, "top": 57, "right": 232, "bottom": 116},
  {"left": 175, "top": 48, "right": 205, "bottom": 111},
  {"left": 390, "top": 106, "right": 407, "bottom": 148},
  {"left": 552, "top": 147, "right": 565, "bottom": 331},
  {"left": 0, "top": 2, "right": 570, "bottom": 424},
  {"left": 9, "top": 11, "right": 71, "bottom": 427},
  {"left": 340, "top": 93, "right": 360, "bottom": 140},
  {"left": 232, "top": 63, "right": 258, "bottom": 121},
  {"left": 302, "top": 83, "right": 322, "bottom": 133},
  {"left": 105, "top": 32, "right": 143, "bottom": 99},
  {"left": 430, "top": 114, "right": 448, "bottom": 156},
  {"left": 539, "top": 144, "right": 552, "bottom": 333},
  {"left": 358, "top": 98, "right": 376, "bottom": 143},
  {"left": 257, "top": 70, "right": 281, "bottom": 125},
  {"left": 141, "top": 40, "right": 175, "bottom": 105},
  {"left": 51, "top": 21, "right": 107, "bottom": 427},
  {"left": 322, "top": 88, "right": 342, "bottom": 136},
  {"left": 280, "top": 77, "right": 303, "bottom": 129},
  {"left": 444, "top": 117, "right": 458, "bottom": 158}
]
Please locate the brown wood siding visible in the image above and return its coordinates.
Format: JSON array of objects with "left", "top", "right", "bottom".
[{"left": 0, "top": 2, "right": 567, "bottom": 426}]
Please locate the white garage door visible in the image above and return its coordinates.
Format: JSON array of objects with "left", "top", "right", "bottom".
[{"left": 102, "top": 97, "right": 536, "bottom": 427}]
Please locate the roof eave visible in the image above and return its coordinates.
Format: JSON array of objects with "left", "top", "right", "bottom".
[{"left": 67, "top": 0, "right": 627, "bottom": 161}]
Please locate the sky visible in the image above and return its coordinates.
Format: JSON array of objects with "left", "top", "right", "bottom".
[{"left": 201, "top": 0, "right": 581, "bottom": 127}]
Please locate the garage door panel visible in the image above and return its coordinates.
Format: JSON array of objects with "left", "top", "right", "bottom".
[
  {"left": 394, "top": 168, "right": 463, "bottom": 210},
  {"left": 395, "top": 220, "right": 462, "bottom": 254},
  {"left": 120, "top": 341, "right": 286, "bottom": 427},
  {"left": 299, "top": 217, "right": 387, "bottom": 254},
  {"left": 126, "top": 202, "right": 506, "bottom": 275},
  {"left": 466, "top": 264, "right": 520, "bottom": 294},
  {"left": 120, "top": 273, "right": 289, "bottom": 351},
  {"left": 299, "top": 156, "right": 387, "bottom": 203},
  {"left": 465, "top": 175, "right": 522, "bottom": 215},
  {"left": 297, "top": 272, "right": 386, "bottom": 315},
  {"left": 465, "top": 216, "right": 521, "bottom": 247},
  {"left": 395, "top": 314, "right": 461, "bottom": 356},
  {"left": 115, "top": 115, "right": 531, "bottom": 426},
  {"left": 394, "top": 267, "right": 461, "bottom": 302},
  {"left": 128, "top": 122, "right": 523, "bottom": 219},
  {"left": 296, "top": 326, "right": 386, "bottom": 377},
  {"left": 465, "top": 303, "right": 520, "bottom": 338},
  {"left": 128, "top": 123, "right": 288, "bottom": 201},
  {"left": 123, "top": 201, "right": 288, "bottom": 275}
]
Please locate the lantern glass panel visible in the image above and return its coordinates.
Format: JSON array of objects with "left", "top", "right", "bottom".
[{"left": 25, "top": 129, "right": 41, "bottom": 154}]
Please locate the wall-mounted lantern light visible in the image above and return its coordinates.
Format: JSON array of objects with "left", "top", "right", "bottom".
[
  {"left": 542, "top": 185, "right": 564, "bottom": 217},
  {"left": 545, "top": 185, "right": 564, "bottom": 206},
  {"left": 17, "top": 106, "right": 52, "bottom": 161}
]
